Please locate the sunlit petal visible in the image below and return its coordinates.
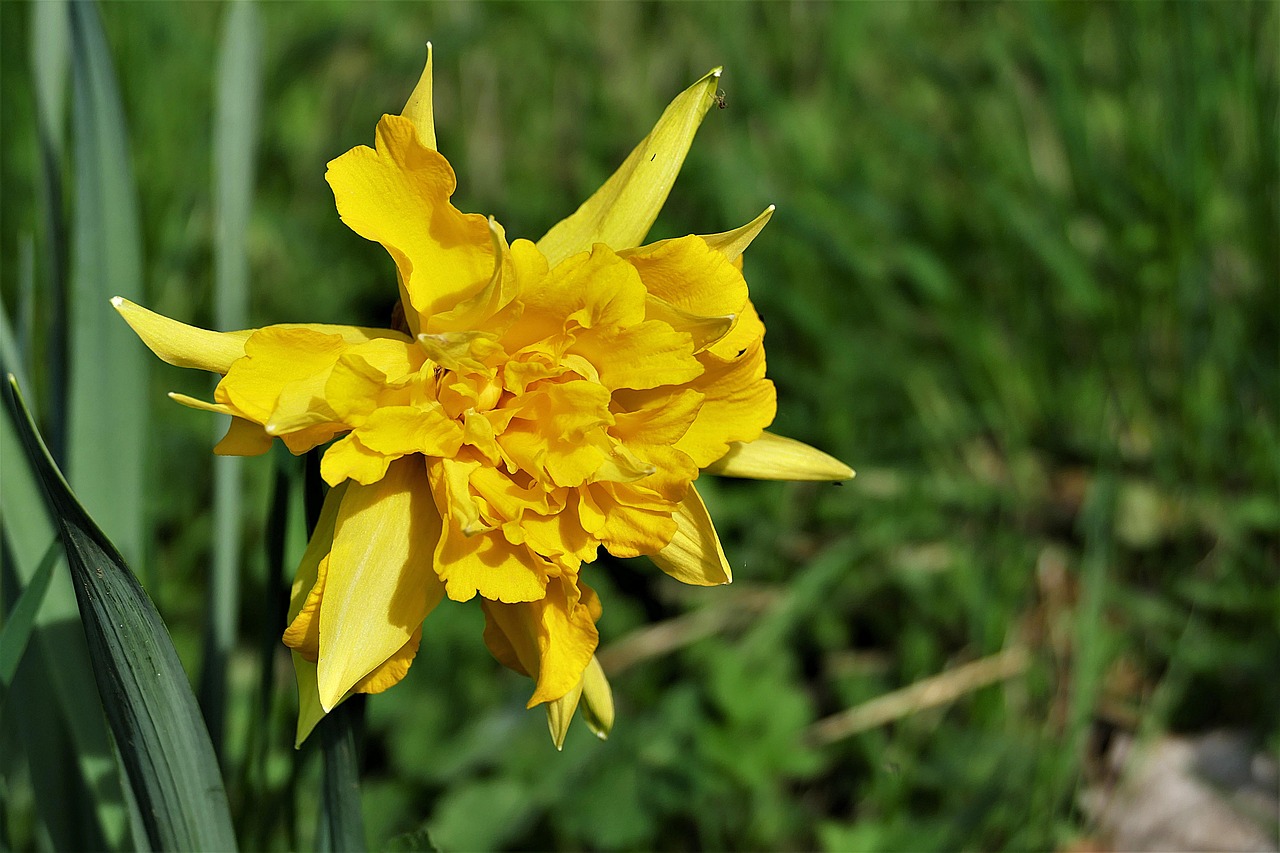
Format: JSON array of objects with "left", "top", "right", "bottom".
[
  {"left": 536, "top": 68, "right": 724, "bottom": 265},
  {"left": 705, "top": 430, "right": 855, "bottom": 481},
  {"left": 649, "top": 484, "right": 732, "bottom": 586},
  {"left": 316, "top": 457, "right": 444, "bottom": 710},
  {"left": 400, "top": 42, "right": 436, "bottom": 151}
]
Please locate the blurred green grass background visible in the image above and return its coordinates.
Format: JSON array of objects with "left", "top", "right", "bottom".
[{"left": 2, "top": 1, "right": 1277, "bottom": 850}]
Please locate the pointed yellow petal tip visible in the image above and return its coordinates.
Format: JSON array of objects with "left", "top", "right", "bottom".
[
  {"left": 111, "top": 296, "right": 252, "bottom": 374},
  {"left": 546, "top": 682, "right": 584, "bottom": 751},
  {"left": 402, "top": 41, "right": 437, "bottom": 150},
  {"left": 580, "top": 656, "right": 614, "bottom": 739},
  {"left": 704, "top": 431, "right": 854, "bottom": 481}
]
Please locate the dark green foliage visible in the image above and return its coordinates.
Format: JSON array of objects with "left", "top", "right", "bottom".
[{"left": 4, "top": 379, "right": 237, "bottom": 851}]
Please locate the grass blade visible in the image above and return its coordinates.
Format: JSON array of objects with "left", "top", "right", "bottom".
[
  {"left": 0, "top": 542, "right": 59, "bottom": 692},
  {"left": 66, "top": 0, "right": 147, "bottom": 568},
  {"left": 3, "top": 375, "right": 237, "bottom": 852}
]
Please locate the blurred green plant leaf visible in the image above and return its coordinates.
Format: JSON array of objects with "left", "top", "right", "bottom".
[
  {"left": 0, "top": 541, "right": 58, "bottom": 691},
  {"left": 384, "top": 826, "right": 440, "bottom": 853},
  {"left": 66, "top": 0, "right": 147, "bottom": 568},
  {"left": 200, "top": 0, "right": 263, "bottom": 762},
  {"left": 427, "top": 778, "right": 536, "bottom": 852},
  {"left": 3, "top": 375, "right": 237, "bottom": 852}
]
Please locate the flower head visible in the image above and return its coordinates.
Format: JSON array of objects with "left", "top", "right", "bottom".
[{"left": 116, "top": 47, "right": 852, "bottom": 748}]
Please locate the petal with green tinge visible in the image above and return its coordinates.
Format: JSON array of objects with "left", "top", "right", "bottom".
[{"left": 316, "top": 456, "right": 444, "bottom": 710}]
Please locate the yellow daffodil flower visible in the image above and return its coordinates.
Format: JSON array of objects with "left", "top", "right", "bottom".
[{"left": 115, "top": 46, "right": 852, "bottom": 749}]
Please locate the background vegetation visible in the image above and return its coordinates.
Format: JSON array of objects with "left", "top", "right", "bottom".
[{"left": 2, "top": 1, "right": 1276, "bottom": 850}]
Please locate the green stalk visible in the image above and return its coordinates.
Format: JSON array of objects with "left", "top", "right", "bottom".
[{"left": 201, "top": 0, "right": 262, "bottom": 762}]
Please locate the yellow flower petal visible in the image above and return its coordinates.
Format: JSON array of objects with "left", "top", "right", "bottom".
[
  {"left": 592, "top": 476, "right": 684, "bottom": 559},
  {"left": 536, "top": 68, "right": 724, "bottom": 266},
  {"left": 698, "top": 205, "right": 775, "bottom": 262},
  {"left": 433, "top": 519, "right": 548, "bottom": 604},
  {"left": 545, "top": 678, "right": 584, "bottom": 751},
  {"left": 425, "top": 218, "right": 520, "bottom": 335},
  {"left": 400, "top": 42, "right": 436, "bottom": 151},
  {"left": 317, "top": 456, "right": 445, "bottom": 711},
  {"left": 218, "top": 327, "right": 347, "bottom": 425},
  {"left": 326, "top": 114, "right": 494, "bottom": 325},
  {"left": 675, "top": 342, "right": 776, "bottom": 469},
  {"left": 320, "top": 433, "right": 394, "bottom": 487},
  {"left": 213, "top": 417, "right": 273, "bottom": 456},
  {"left": 167, "top": 392, "right": 232, "bottom": 415},
  {"left": 113, "top": 297, "right": 405, "bottom": 377},
  {"left": 112, "top": 297, "right": 251, "bottom": 374},
  {"left": 625, "top": 234, "right": 748, "bottom": 321},
  {"left": 481, "top": 578, "right": 601, "bottom": 707},
  {"left": 416, "top": 330, "right": 504, "bottom": 374},
  {"left": 322, "top": 340, "right": 426, "bottom": 424},
  {"left": 292, "top": 652, "right": 327, "bottom": 747},
  {"left": 638, "top": 205, "right": 775, "bottom": 264},
  {"left": 579, "top": 655, "right": 614, "bottom": 739},
  {"left": 649, "top": 484, "right": 732, "bottom": 586},
  {"left": 278, "top": 424, "right": 347, "bottom": 456},
  {"left": 643, "top": 296, "right": 734, "bottom": 353},
  {"left": 579, "top": 321, "right": 704, "bottom": 392},
  {"left": 353, "top": 626, "right": 423, "bottom": 694},
  {"left": 291, "top": 627, "right": 419, "bottom": 747},
  {"left": 354, "top": 404, "right": 465, "bottom": 459},
  {"left": 286, "top": 481, "right": 346, "bottom": 629},
  {"left": 292, "top": 630, "right": 421, "bottom": 748},
  {"left": 519, "top": 244, "right": 648, "bottom": 336},
  {"left": 544, "top": 653, "right": 616, "bottom": 748},
  {"left": 705, "top": 430, "right": 854, "bottom": 481}
]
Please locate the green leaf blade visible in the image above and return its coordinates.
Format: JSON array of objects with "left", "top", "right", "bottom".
[
  {"left": 0, "top": 541, "right": 59, "bottom": 690},
  {"left": 4, "top": 376, "right": 237, "bottom": 852},
  {"left": 66, "top": 0, "right": 147, "bottom": 568}
]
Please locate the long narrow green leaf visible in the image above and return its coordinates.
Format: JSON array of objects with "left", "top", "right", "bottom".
[
  {"left": 67, "top": 0, "right": 147, "bottom": 568},
  {"left": 0, "top": 542, "right": 59, "bottom": 691},
  {"left": 4, "top": 376, "right": 237, "bottom": 852},
  {"left": 30, "top": 0, "right": 70, "bottom": 459},
  {"left": 201, "top": 0, "right": 263, "bottom": 761},
  {"left": 1, "top": 299, "right": 131, "bottom": 850}
]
